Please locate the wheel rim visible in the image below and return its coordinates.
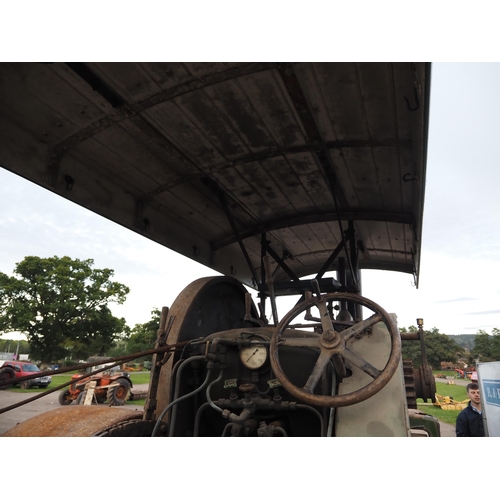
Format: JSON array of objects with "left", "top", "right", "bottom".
[{"left": 114, "top": 385, "right": 128, "bottom": 400}]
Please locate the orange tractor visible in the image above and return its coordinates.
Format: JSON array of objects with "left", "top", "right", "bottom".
[{"left": 58, "top": 364, "right": 132, "bottom": 406}]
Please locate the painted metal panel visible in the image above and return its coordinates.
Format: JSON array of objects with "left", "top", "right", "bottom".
[{"left": 477, "top": 361, "right": 500, "bottom": 437}]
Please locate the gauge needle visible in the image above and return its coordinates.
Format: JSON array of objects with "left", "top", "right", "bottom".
[{"left": 246, "top": 349, "right": 258, "bottom": 361}]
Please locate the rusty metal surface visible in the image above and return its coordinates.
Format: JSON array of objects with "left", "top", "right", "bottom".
[
  {"left": 414, "top": 364, "right": 436, "bottom": 403},
  {"left": 94, "top": 419, "right": 156, "bottom": 437},
  {"left": 403, "top": 360, "right": 417, "bottom": 409},
  {"left": 1, "top": 406, "right": 143, "bottom": 437},
  {"left": 401, "top": 321, "right": 436, "bottom": 404},
  {"left": 155, "top": 276, "right": 259, "bottom": 420},
  {"left": 144, "top": 306, "right": 170, "bottom": 421},
  {"left": 404, "top": 360, "right": 417, "bottom": 409}
]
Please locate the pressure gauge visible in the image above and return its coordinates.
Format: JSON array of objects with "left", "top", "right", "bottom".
[{"left": 239, "top": 344, "right": 268, "bottom": 370}]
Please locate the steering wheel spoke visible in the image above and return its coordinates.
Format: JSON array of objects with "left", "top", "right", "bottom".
[
  {"left": 316, "top": 300, "right": 335, "bottom": 336},
  {"left": 341, "top": 346, "right": 382, "bottom": 379},
  {"left": 279, "top": 336, "right": 320, "bottom": 348},
  {"left": 341, "top": 313, "right": 382, "bottom": 342},
  {"left": 331, "top": 353, "right": 347, "bottom": 378},
  {"left": 303, "top": 349, "right": 333, "bottom": 393}
]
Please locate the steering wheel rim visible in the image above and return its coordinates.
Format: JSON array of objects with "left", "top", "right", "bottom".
[{"left": 269, "top": 292, "right": 401, "bottom": 408}]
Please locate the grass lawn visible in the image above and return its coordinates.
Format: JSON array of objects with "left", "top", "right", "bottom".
[
  {"left": 125, "top": 372, "right": 150, "bottom": 407},
  {"left": 434, "top": 381, "right": 468, "bottom": 400},
  {"left": 417, "top": 404, "right": 462, "bottom": 426},
  {"left": 129, "top": 372, "right": 151, "bottom": 385},
  {"left": 417, "top": 381, "right": 469, "bottom": 427},
  {"left": 7, "top": 370, "right": 151, "bottom": 393},
  {"left": 7, "top": 373, "right": 76, "bottom": 393}
]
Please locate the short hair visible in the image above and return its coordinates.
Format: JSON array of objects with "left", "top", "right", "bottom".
[{"left": 467, "top": 383, "right": 479, "bottom": 392}]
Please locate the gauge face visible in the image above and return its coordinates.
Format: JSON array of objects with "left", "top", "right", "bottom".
[{"left": 240, "top": 344, "right": 268, "bottom": 370}]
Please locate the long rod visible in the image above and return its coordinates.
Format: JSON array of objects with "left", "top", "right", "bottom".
[
  {"left": 315, "top": 228, "right": 352, "bottom": 280},
  {"left": 264, "top": 255, "right": 279, "bottom": 325},
  {"left": 218, "top": 192, "right": 260, "bottom": 285},
  {"left": 262, "top": 240, "right": 300, "bottom": 282}
]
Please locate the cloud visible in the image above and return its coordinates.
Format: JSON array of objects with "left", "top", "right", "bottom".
[
  {"left": 463, "top": 310, "right": 500, "bottom": 316},
  {"left": 463, "top": 325, "right": 499, "bottom": 331},
  {"left": 436, "top": 297, "right": 478, "bottom": 304}
]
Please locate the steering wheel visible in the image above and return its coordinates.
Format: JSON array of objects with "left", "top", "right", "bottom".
[{"left": 269, "top": 291, "right": 401, "bottom": 408}]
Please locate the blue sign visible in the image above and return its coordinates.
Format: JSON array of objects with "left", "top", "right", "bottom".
[{"left": 482, "top": 379, "right": 500, "bottom": 408}]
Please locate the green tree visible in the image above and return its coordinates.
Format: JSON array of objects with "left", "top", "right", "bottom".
[
  {"left": 490, "top": 328, "right": 500, "bottom": 361},
  {"left": 0, "top": 256, "right": 130, "bottom": 363},
  {"left": 126, "top": 309, "right": 160, "bottom": 361},
  {"left": 0, "top": 338, "right": 30, "bottom": 357},
  {"left": 401, "top": 326, "right": 465, "bottom": 369},
  {"left": 470, "top": 330, "right": 492, "bottom": 361}
]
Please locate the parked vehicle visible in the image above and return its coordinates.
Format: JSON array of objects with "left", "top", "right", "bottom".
[
  {"left": 58, "top": 363, "right": 132, "bottom": 406},
  {"left": 0, "top": 360, "right": 52, "bottom": 389}
]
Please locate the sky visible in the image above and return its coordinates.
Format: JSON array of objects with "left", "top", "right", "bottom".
[
  {"left": 2, "top": 63, "right": 500, "bottom": 340},
  {"left": 364, "top": 62, "right": 500, "bottom": 336}
]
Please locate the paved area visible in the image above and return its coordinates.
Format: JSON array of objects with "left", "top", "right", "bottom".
[
  {"left": 0, "top": 385, "right": 147, "bottom": 436},
  {"left": 439, "top": 421, "right": 456, "bottom": 437},
  {"left": 436, "top": 376, "right": 471, "bottom": 387}
]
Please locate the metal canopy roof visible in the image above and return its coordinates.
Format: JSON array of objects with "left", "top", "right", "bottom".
[{"left": 0, "top": 62, "right": 430, "bottom": 291}]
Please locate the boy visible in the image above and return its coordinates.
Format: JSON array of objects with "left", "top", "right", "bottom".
[{"left": 455, "top": 383, "right": 484, "bottom": 437}]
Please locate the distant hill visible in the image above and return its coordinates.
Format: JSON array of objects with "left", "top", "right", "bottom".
[{"left": 446, "top": 334, "right": 476, "bottom": 350}]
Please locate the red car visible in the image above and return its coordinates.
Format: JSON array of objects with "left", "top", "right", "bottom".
[{"left": 0, "top": 360, "right": 52, "bottom": 389}]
